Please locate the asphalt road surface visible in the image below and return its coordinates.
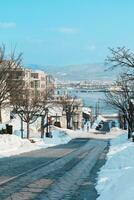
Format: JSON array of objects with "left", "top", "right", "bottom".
[{"left": 0, "top": 138, "right": 109, "bottom": 200}]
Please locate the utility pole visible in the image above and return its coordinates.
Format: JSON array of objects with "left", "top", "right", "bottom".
[
  {"left": 56, "top": 113, "right": 58, "bottom": 122},
  {"left": 46, "top": 109, "right": 49, "bottom": 137},
  {"left": 95, "top": 102, "right": 98, "bottom": 117},
  {"left": 41, "top": 115, "right": 45, "bottom": 138},
  {"left": 97, "top": 100, "right": 100, "bottom": 116},
  {"left": 20, "top": 113, "right": 23, "bottom": 139}
]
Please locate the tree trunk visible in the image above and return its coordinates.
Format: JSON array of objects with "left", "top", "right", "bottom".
[
  {"left": 127, "top": 101, "right": 134, "bottom": 139},
  {"left": 66, "top": 113, "right": 71, "bottom": 129},
  {"left": 123, "top": 115, "right": 127, "bottom": 130},
  {"left": 20, "top": 114, "right": 24, "bottom": 139},
  {"left": 118, "top": 112, "right": 124, "bottom": 129},
  {"left": 128, "top": 128, "right": 132, "bottom": 139},
  {"left": 27, "top": 122, "right": 30, "bottom": 139},
  {"left": 0, "top": 104, "right": 2, "bottom": 123},
  {"left": 127, "top": 119, "right": 133, "bottom": 139},
  {"left": 41, "top": 115, "right": 45, "bottom": 138}
]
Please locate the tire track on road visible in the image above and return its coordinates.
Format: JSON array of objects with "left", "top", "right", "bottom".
[
  {"left": 37, "top": 141, "right": 107, "bottom": 200},
  {"left": 0, "top": 139, "right": 93, "bottom": 200}
]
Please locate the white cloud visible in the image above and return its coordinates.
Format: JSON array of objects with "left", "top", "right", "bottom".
[
  {"left": 26, "top": 37, "right": 45, "bottom": 45},
  {"left": 86, "top": 44, "right": 96, "bottom": 51},
  {"left": 44, "top": 27, "right": 79, "bottom": 34},
  {"left": 0, "top": 22, "right": 16, "bottom": 29}
]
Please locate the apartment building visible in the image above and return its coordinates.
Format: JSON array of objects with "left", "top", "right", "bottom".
[
  {"left": 46, "top": 74, "right": 55, "bottom": 96},
  {"left": 8, "top": 67, "right": 32, "bottom": 86},
  {"left": 30, "top": 70, "right": 47, "bottom": 96},
  {"left": 8, "top": 67, "right": 55, "bottom": 97}
]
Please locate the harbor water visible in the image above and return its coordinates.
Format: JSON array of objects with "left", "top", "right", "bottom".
[{"left": 65, "top": 88, "right": 118, "bottom": 115}]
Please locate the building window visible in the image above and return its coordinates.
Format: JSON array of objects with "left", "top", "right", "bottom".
[
  {"left": 30, "top": 81, "right": 34, "bottom": 88},
  {"left": 41, "top": 84, "right": 45, "bottom": 88},
  {"left": 31, "top": 73, "right": 38, "bottom": 79},
  {"left": 35, "top": 80, "right": 40, "bottom": 88},
  {"left": 41, "top": 77, "right": 46, "bottom": 81}
]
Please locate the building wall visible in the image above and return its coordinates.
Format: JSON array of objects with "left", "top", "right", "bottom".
[
  {"left": 9, "top": 68, "right": 55, "bottom": 97},
  {"left": 46, "top": 74, "right": 55, "bottom": 96},
  {"left": 30, "top": 71, "right": 48, "bottom": 96}
]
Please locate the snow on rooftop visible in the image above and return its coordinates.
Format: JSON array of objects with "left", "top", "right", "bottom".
[
  {"left": 34, "top": 70, "right": 47, "bottom": 74},
  {"left": 102, "top": 113, "right": 118, "bottom": 117},
  {"left": 92, "top": 115, "right": 107, "bottom": 129},
  {"left": 48, "top": 106, "right": 63, "bottom": 116},
  {"left": 82, "top": 107, "right": 92, "bottom": 115}
]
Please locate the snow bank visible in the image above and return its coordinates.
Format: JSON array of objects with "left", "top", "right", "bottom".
[
  {"left": 54, "top": 126, "right": 123, "bottom": 140},
  {"left": 0, "top": 134, "right": 40, "bottom": 158},
  {"left": 0, "top": 130, "right": 71, "bottom": 158},
  {"left": 0, "top": 115, "right": 72, "bottom": 158},
  {"left": 96, "top": 130, "right": 134, "bottom": 200},
  {"left": 0, "top": 112, "right": 121, "bottom": 159}
]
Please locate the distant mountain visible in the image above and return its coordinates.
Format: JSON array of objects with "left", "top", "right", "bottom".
[{"left": 27, "top": 63, "right": 121, "bottom": 82}]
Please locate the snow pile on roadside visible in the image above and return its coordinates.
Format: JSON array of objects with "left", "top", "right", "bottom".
[
  {"left": 0, "top": 129, "right": 71, "bottom": 158},
  {"left": 30, "top": 130, "right": 71, "bottom": 148},
  {"left": 96, "top": 131, "right": 134, "bottom": 200},
  {"left": 0, "top": 134, "right": 39, "bottom": 158},
  {"left": 54, "top": 126, "right": 123, "bottom": 140}
]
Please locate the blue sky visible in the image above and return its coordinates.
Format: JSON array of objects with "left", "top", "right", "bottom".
[{"left": 0, "top": 0, "right": 134, "bottom": 66}]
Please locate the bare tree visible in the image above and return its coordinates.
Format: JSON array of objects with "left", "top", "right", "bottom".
[
  {"left": 57, "top": 95, "right": 81, "bottom": 129},
  {"left": 0, "top": 44, "right": 23, "bottom": 122},
  {"left": 105, "top": 47, "right": 134, "bottom": 138},
  {"left": 105, "top": 75, "right": 134, "bottom": 138},
  {"left": 12, "top": 88, "right": 49, "bottom": 139},
  {"left": 106, "top": 47, "right": 134, "bottom": 69},
  {"left": 106, "top": 47, "right": 134, "bottom": 80}
]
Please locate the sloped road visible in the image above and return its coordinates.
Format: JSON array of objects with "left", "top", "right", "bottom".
[{"left": 0, "top": 138, "right": 109, "bottom": 200}]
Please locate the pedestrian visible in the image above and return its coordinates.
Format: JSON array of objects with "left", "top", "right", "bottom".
[
  {"left": 81, "top": 119, "right": 85, "bottom": 131},
  {"left": 87, "top": 121, "right": 90, "bottom": 132}
]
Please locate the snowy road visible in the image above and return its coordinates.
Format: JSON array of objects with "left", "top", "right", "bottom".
[{"left": 0, "top": 138, "right": 108, "bottom": 200}]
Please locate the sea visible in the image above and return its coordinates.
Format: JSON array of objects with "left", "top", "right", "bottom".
[{"left": 61, "top": 88, "right": 118, "bottom": 115}]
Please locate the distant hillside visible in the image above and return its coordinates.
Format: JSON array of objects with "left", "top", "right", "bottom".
[{"left": 27, "top": 63, "right": 121, "bottom": 82}]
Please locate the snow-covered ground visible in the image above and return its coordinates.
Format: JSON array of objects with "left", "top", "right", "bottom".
[
  {"left": 1, "top": 112, "right": 133, "bottom": 199},
  {"left": 0, "top": 114, "right": 123, "bottom": 158},
  {"left": 0, "top": 115, "right": 71, "bottom": 158},
  {"left": 96, "top": 130, "right": 134, "bottom": 200},
  {"left": 55, "top": 127, "right": 123, "bottom": 140},
  {"left": 0, "top": 130, "right": 71, "bottom": 158}
]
